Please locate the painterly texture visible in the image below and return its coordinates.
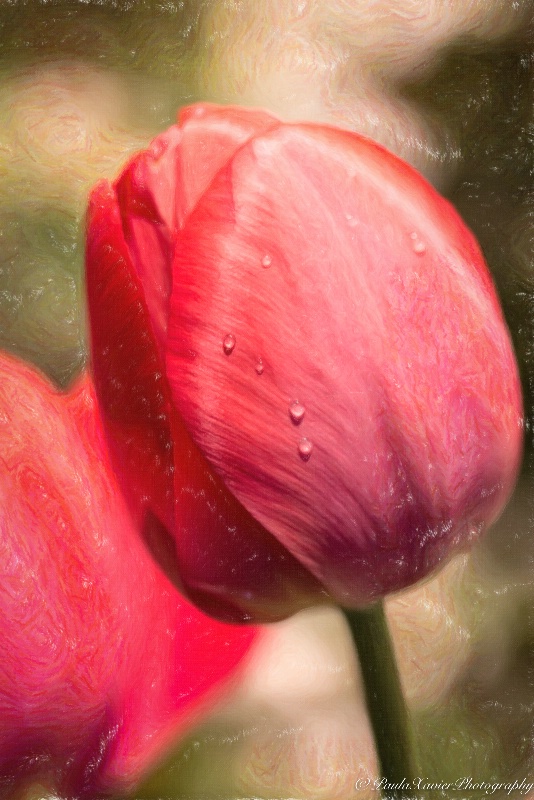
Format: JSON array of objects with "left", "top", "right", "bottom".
[
  {"left": 0, "top": 1, "right": 531, "bottom": 794},
  {"left": 86, "top": 102, "right": 523, "bottom": 621},
  {"left": 0, "top": 352, "right": 256, "bottom": 799},
  {"left": 87, "top": 105, "right": 324, "bottom": 623}
]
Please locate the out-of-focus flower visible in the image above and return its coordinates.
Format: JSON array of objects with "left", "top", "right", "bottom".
[
  {"left": 198, "top": 0, "right": 531, "bottom": 187},
  {"left": 0, "top": 64, "right": 144, "bottom": 205},
  {"left": 0, "top": 63, "right": 149, "bottom": 386},
  {"left": 387, "top": 554, "right": 471, "bottom": 705},
  {"left": 86, "top": 102, "right": 522, "bottom": 624},
  {"left": 0, "top": 351, "right": 257, "bottom": 799},
  {"left": 228, "top": 605, "right": 379, "bottom": 799},
  {"left": 236, "top": 713, "right": 379, "bottom": 800}
]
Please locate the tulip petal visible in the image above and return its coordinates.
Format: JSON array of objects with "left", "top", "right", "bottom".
[
  {"left": 0, "top": 353, "right": 257, "bottom": 796},
  {"left": 113, "top": 103, "right": 280, "bottom": 350},
  {"left": 169, "top": 444, "right": 326, "bottom": 624},
  {"left": 176, "top": 103, "right": 280, "bottom": 222},
  {"left": 86, "top": 105, "right": 279, "bottom": 525},
  {"left": 86, "top": 179, "right": 176, "bottom": 531},
  {"left": 167, "top": 123, "right": 522, "bottom": 607},
  {"left": 87, "top": 106, "right": 324, "bottom": 622}
]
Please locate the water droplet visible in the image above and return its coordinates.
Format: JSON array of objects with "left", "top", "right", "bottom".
[
  {"left": 413, "top": 240, "right": 426, "bottom": 255},
  {"left": 298, "top": 438, "right": 313, "bottom": 461},
  {"left": 345, "top": 212, "right": 358, "bottom": 228},
  {"left": 289, "top": 401, "right": 305, "bottom": 425},
  {"left": 409, "top": 231, "right": 426, "bottom": 254},
  {"left": 223, "top": 334, "right": 236, "bottom": 355},
  {"left": 261, "top": 254, "right": 272, "bottom": 268},
  {"left": 255, "top": 358, "right": 264, "bottom": 375}
]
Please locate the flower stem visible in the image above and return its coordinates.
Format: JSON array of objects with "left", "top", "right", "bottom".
[{"left": 342, "top": 602, "right": 419, "bottom": 798}]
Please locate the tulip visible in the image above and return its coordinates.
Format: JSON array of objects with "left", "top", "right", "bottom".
[
  {"left": 0, "top": 352, "right": 256, "bottom": 799},
  {"left": 86, "top": 102, "right": 523, "bottom": 625}
]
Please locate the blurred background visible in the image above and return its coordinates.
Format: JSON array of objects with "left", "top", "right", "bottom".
[{"left": 0, "top": 1, "right": 532, "bottom": 798}]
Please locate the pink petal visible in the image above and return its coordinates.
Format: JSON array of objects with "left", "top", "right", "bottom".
[
  {"left": 87, "top": 106, "right": 322, "bottom": 622},
  {"left": 176, "top": 103, "right": 280, "bottom": 222},
  {"left": 86, "top": 105, "right": 279, "bottom": 525},
  {"left": 166, "top": 123, "right": 523, "bottom": 608},
  {"left": 113, "top": 103, "right": 280, "bottom": 351},
  {"left": 0, "top": 353, "right": 257, "bottom": 796}
]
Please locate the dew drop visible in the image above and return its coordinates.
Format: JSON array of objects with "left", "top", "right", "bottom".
[
  {"left": 223, "top": 334, "right": 236, "bottom": 355},
  {"left": 289, "top": 400, "right": 305, "bottom": 425},
  {"left": 261, "top": 254, "right": 272, "bottom": 268},
  {"left": 298, "top": 437, "right": 313, "bottom": 461},
  {"left": 409, "top": 231, "right": 426, "bottom": 254},
  {"left": 255, "top": 358, "right": 264, "bottom": 375},
  {"left": 413, "top": 240, "right": 426, "bottom": 255}
]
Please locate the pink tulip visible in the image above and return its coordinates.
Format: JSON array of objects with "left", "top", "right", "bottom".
[
  {"left": 86, "top": 103, "right": 523, "bottom": 624},
  {"left": 0, "top": 352, "right": 256, "bottom": 798}
]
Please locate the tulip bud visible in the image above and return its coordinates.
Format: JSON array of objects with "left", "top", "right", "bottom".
[
  {"left": 86, "top": 103, "right": 523, "bottom": 623},
  {"left": 0, "top": 352, "right": 256, "bottom": 798}
]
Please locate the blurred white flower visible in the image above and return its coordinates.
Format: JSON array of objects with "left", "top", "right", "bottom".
[
  {"left": 0, "top": 63, "right": 145, "bottom": 207},
  {"left": 199, "top": 0, "right": 530, "bottom": 186}
]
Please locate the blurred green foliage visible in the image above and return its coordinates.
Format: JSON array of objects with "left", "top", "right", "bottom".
[{"left": 0, "top": 0, "right": 206, "bottom": 386}]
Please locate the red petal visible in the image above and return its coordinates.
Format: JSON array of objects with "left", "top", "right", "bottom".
[
  {"left": 86, "top": 180, "right": 176, "bottom": 531},
  {"left": 87, "top": 106, "right": 324, "bottom": 621},
  {"left": 87, "top": 106, "right": 280, "bottom": 527},
  {"left": 114, "top": 126, "right": 181, "bottom": 351},
  {"left": 0, "top": 353, "right": 257, "bottom": 796},
  {"left": 168, "top": 441, "right": 325, "bottom": 623},
  {"left": 113, "top": 103, "right": 279, "bottom": 349},
  {"left": 87, "top": 179, "right": 320, "bottom": 623},
  {"left": 167, "top": 123, "right": 523, "bottom": 607}
]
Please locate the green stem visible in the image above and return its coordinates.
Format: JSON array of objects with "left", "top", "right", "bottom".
[{"left": 342, "top": 602, "right": 419, "bottom": 799}]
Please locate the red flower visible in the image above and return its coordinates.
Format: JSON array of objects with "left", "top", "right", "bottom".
[
  {"left": 0, "top": 352, "right": 256, "bottom": 798},
  {"left": 86, "top": 103, "right": 523, "bottom": 623}
]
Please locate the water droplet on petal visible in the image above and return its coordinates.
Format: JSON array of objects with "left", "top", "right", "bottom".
[
  {"left": 413, "top": 240, "right": 426, "bottom": 255},
  {"left": 298, "top": 437, "right": 313, "bottom": 461},
  {"left": 223, "top": 334, "right": 236, "bottom": 355},
  {"left": 409, "top": 231, "right": 426, "bottom": 254},
  {"left": 255, "top": 358, "right": 264, "bottom": 375},
  {"left": 261, "top": 254, "right": 272, "bottom": 268},
  {"left": 289, "top": 401, "right": 305, "bottom": 425}
]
